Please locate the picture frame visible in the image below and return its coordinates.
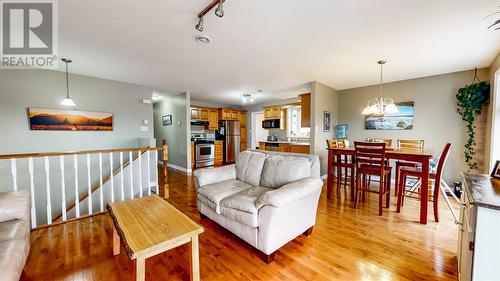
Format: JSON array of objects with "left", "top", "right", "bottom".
[
  {"left": 365, "top": 101, "right": 414, "bottom": 130},
  {"left": 490, "top": 160, "right": 500, "bottom": 179},
  {"left": 323, "top": 111, "right": 332, "bottom": 132},
  {"left": 162, "top": 115, "right": 172, "bottom": 126},
  {"left": 28, "top": 108, "right": 113, "bottom": 131}
]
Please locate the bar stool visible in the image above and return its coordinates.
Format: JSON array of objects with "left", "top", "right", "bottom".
[
  {"left": 353, "top": 142, "right": 392, "bottom": 216},
  {"left": 396, "top": 143, "right": 451, "bottom": 222},
  {"left": 394, "top": 140, "right": 425, "bottom": 196},
  {"left": 326, "top": 139, "right": 355, "bottom": 193}
]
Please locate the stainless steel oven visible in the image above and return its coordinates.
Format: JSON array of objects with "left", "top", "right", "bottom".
[{"left": 195, "top": 142, "right": 215, "bottom": 168}]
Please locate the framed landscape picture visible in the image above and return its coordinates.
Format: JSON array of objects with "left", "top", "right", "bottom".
[
  {"left": 365, "top": 101, "right": 414, "bottom": 130},
  {"left": 491, "top": 160, "right": 500, "bottom": 180},
  {"left": 28, "top": 108, "right": 113, "bottom": 131}
]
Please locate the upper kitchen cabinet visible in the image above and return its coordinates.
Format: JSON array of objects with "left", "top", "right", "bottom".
[
  {"left": 299, "top": 93, "right": 311, "bottom": 128},
  {"left": 238, "top": 111, "right": 247, "bottom": 127},
  {"left": 208, "top": 108, "right": 218, "bottom": 130},
  {"left": 263, "top": 105, "right": 281, "bottom": 120},
  {"left": 200, "top": 108, "right": 209, "bottom": 120},
  {"left": 219, "top": 108, "right": 241, "bottom": 121},
  {"left": 191, "top": 107, "right": 202, "bottom": 120}
]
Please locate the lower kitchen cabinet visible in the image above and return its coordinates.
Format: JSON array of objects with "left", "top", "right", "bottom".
[{"left": 215, "top": 141, "right": 223, "bottom": 166}]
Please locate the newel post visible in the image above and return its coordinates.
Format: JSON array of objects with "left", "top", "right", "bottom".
[{"left": 162, "top": 140, "right": 169, "bottom": 198}]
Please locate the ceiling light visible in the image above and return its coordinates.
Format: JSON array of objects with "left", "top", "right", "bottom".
[
  {"left": 195, "top": 35, "right": 211, "bottom": 45},
  {"left": 215, "top": 0, "right": 224, "bottom": 17},
  {"left": 243, "top": 94, "right": 253, "bottom": 103},
  {"left": 362, "top": 60, "right": 398, "bottom": 115},
  {"left": 195, "top": 17, "right": 204, "bottom": 32},
  {"left": 60, "top": 58, "right": 76, "bottom": 107}
]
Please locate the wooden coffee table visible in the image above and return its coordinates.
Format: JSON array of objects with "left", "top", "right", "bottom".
[{"left": 107, "top": 195, "right": 204, "bottom": 281}]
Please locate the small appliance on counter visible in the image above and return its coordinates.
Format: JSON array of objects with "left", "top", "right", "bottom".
[
  {"left": 267, "top": 135, "right": 278, "bottom": 141},
  {"left": 191, "top": 132, "right": 215, "bottom": 168}
]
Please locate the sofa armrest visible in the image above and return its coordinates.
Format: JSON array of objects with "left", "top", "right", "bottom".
[
  {"left": 193, "top": 164, "right": 236, "bottom": 189},
  {"left": 0, "top": 191, "right": 30, "bottom": 223},
  {"left": 256, "top": 177, "right": 323, "bottom": 208}
]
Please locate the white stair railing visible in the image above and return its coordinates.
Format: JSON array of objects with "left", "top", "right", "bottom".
[{"left": 0, "top": 147, "right": 161, "bottom": 229}]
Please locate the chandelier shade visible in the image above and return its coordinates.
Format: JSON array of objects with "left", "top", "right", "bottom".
[{"left": 362, "top": 60, "right": 398, "bottom": 115}]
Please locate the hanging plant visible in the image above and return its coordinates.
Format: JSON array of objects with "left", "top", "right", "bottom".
[{"left": 456, "top": 69, "right": 490, "bottom": 171}]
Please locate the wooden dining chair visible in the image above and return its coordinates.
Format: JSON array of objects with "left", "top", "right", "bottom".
[
  {"left": 366, "top": 139, "right": 392, "bottom": 187},
  {"left": 353, "top": 142, "right": 391, "bottom": 216},
  {"left": 396, "top": 143, "right": 451, "bottom": 222},
  {"left": 326, "top": 139, "right": 354, "bottom": 192},
  {"left": 394, "top": 140, "right": 425, "bottom": 196}
]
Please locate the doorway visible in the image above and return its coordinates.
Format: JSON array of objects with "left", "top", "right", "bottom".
[
  {"left": 251, "top": 112, "right": 268, "bottom": 150},
  {"left": 490, "top": 70, "right": 500, "bottom": 171}
]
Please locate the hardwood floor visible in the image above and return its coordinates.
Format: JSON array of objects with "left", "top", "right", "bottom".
[{"left": 21, "top": 168, "right": 459, "bottom": 281}]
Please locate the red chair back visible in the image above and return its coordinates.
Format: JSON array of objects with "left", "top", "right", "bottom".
[
  {"left": 354, "top": 142, "right": 386, "bottom": 173},
  {"left": 435, "top": 143, "right": 452, "bottom": 182}
]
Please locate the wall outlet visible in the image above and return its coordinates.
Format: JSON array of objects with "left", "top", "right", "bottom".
[
  {"left": 143, "top": 119, "right": 149, "bottom": 125},
  {"left": 177, "top": 120, "right": 181, "bottom": 126},
  {"left": 142, "top": 99, "right": 152, "bottom": 104},
  {"left": 140, "top": 126, "right": 148, "bottom": 131}
]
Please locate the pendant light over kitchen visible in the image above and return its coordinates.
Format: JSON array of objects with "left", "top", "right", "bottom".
[{"left": 60, "top": 58, "right": 76, "bottom": 107}]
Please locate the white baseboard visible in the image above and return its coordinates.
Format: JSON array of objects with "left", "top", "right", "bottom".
[
  {"left": 158, "top": 160, "right": 191, "bottom": 174},
  {"left": 320, "top": 174, "right": 327, "bottom": 180}
]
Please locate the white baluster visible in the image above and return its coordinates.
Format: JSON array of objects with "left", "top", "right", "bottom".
[
  {"left": 120, "top": 152, "right": 124, "bottom": 201},
  {"left": 129, "top": 151, "right": 134, "bottom": 199},
  {"left": 109, "top": 152, "right": 114, "bottom": 203},
  {"left": 138, "top": 151, "right": 143, "bottom": 197},
  {"left": 45, "top": 156, "right": 52, "bottom": 225},
  {"left": 59, "top": 156, "right": 67, "bottom": 221},
  {"left": 154, "top": 150, "right": 159, "bottom": 194},
  {"left": 73, "top": 155, "right": 80, "bottom": 218},
  {"left": 10, "top": 159, "right": 17, "bottom": 191},
  {"left": 28, "top": 158, "right": 36, "bottom": 227},
  {"left": 99, "top": 153, "right": 103, "bottom": 212},
  {"left": 146, "top": 150, "right": 151, "bottom": 196},
  {"left": 86, "top": 154, "right": 92, "bottom": 215}
]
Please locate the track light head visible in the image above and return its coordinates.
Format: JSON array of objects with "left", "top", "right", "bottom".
[
  {"left": 195, "top": 17, "right": 204, "bottom": 32},
  {"left": 215, "top": 0, "right": 224, "bottom": 17}
]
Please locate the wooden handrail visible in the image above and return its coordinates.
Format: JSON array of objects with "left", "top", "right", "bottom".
[
  {"left": 0, "top": 147, "right": 161, "bottom": 160},
  {"left": 52, "top": 151, "right": 144, "bottom": 222}
]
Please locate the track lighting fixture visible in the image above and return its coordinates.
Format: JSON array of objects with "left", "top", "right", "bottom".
[
  {"left": 215, "top": 0, "right": 224, "bottom": 17},
  {"left": 195, "top": 17, "right": 204, "bottom": 32}
]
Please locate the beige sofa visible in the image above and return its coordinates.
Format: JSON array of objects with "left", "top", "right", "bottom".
[
  {"left": 193, "top": 150, "right": 323, "bottom": 263},
  {"left": 0, "top": 191, "right": 31, "bottom": 281}
]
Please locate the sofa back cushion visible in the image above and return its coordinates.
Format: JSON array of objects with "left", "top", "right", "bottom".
[
  {"left": 235, "top": 151, "right": 268, "bottom": 187},
  {"left": 260, "top": 155, "right": 311, "bottom": 188}
]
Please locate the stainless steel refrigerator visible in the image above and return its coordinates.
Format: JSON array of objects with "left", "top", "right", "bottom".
[{"left": 218, "top": 120, "right": 240, "bottom": 164}]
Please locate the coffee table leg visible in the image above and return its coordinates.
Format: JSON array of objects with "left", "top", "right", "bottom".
[
  {"left": 136, "top": 256, "right": 145, "bottom": 281},
  {"left": 113, "top": 225, "right": 120, "bottom": 256},
  {"left": 190, "top": 235, "right": 200, "bottom": 281}
]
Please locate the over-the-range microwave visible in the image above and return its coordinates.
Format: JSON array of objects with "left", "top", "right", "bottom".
[{"left": 262, "top": 119, "right": 280, "bottom": 129}]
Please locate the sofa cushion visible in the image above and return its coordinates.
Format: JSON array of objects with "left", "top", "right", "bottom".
[
  {"left": 235, "top": 151, "right": 268, "bottom": 187},
  {"left": 0, "top": 240, "right": 28, "bottom": 281},
  {"left": 260, "top": 155, "right": 311, "bottom": 188},
  {"left": 220, "top": 207, "right": 259, "bottom": 228},
  {"left": 0, "top": 220, "right": 29, "bottom": 242},
  {"left": 220, "top": 187, "right": 272, "bottom": 213},
  {"left": 197, "top": 179, "right": 252, "bottom": 214},
  {"left": 0, "top": 191, "right": 30, "bottom": 223}
]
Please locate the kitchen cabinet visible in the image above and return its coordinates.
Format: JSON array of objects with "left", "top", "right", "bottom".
[
  {"left": 200, "top": 108, "right": 209, "bottom": 120},
  {"left": 290, "top": 144, "right": 310, "bottom": 154},
  {"left": 258, "top": 142, "right": 266, "bottom": 150},
  {"left": 279, "top": 143, "right": 290, "bottom": 152},
  {"left": 191, "top": 107, "right": 201, "bottom": 120},
  {"left": 215, "top": 141, "right": 223, "bottom": 166},
  {"left": 263, "top": 106, "right": 281, "bottom": 120},
  {"left": 299, "top": 93, "right": 311, "bottom": 128},
  {"left": 219, "top": 108, "right": 241, "bottom": 121},
  {"left": 239, "top": 111, "right": 247, "bottom": 152},
  {"left": 458, "top": 173, "right": 500, "bottom": 281},
  {"left": 208, "top": 109, "right": 218, "bottom": 130}
]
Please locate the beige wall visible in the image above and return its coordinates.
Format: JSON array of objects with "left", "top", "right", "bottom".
[
  {"left": 486, "top": 52, "right": 500, "bottom": 171},
  {"left": 311, "top": 81, "right": 338, "bottom": 176},
  {"left": 338, "top": 69, "right": 489, "bottom": 183}
]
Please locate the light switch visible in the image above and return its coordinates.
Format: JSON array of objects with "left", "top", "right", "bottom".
[
  {"left": 143, "top": 119, "right": 149, "bottom": 125},
  {"left": 177, "top": 120, "right": 181, "bottom": 126}
]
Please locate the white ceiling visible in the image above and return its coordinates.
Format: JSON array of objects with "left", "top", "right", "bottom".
[{"left": 59, "top": 0, "right": 500, "bottom": 105}]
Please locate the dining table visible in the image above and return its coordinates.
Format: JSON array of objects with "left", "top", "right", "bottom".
[{"left": 327, "top": 146, "right": 434, "bottom": 224}]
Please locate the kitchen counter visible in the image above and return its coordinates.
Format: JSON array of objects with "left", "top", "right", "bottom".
[
  {"left": 462, "top": 172, "right": 500, "bottom": 210},
  {"left": 259, "top": 141, "right": 311, "bottom": 146}
]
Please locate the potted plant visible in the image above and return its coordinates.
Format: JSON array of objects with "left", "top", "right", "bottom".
[{"left": 456, "top": 72, "right": 490, "bottom": 171}]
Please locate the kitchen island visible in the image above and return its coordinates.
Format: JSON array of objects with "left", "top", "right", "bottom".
[{"left": 258, "top": 141, "right": 310, "bottom": 154}]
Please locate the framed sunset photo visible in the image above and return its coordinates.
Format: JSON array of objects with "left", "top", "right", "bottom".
[{"left": 28, "top": 108, "right": 113, "bottom": 131}]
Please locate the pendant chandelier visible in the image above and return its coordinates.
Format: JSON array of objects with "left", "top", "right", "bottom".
[
  {"left": 60, "top": 58, "right": 76, "bottom": 107},
  {"left": 362, "top": 60, "right": 398, "bottom": 115}
]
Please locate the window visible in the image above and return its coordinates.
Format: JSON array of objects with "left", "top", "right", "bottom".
[{"left": 286, "top": 106, "right": 310, "bottom": 138}]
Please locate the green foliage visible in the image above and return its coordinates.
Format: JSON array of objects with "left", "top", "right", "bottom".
[{"left": 456, "top": 81, "right": 490, "bottom": 171}]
